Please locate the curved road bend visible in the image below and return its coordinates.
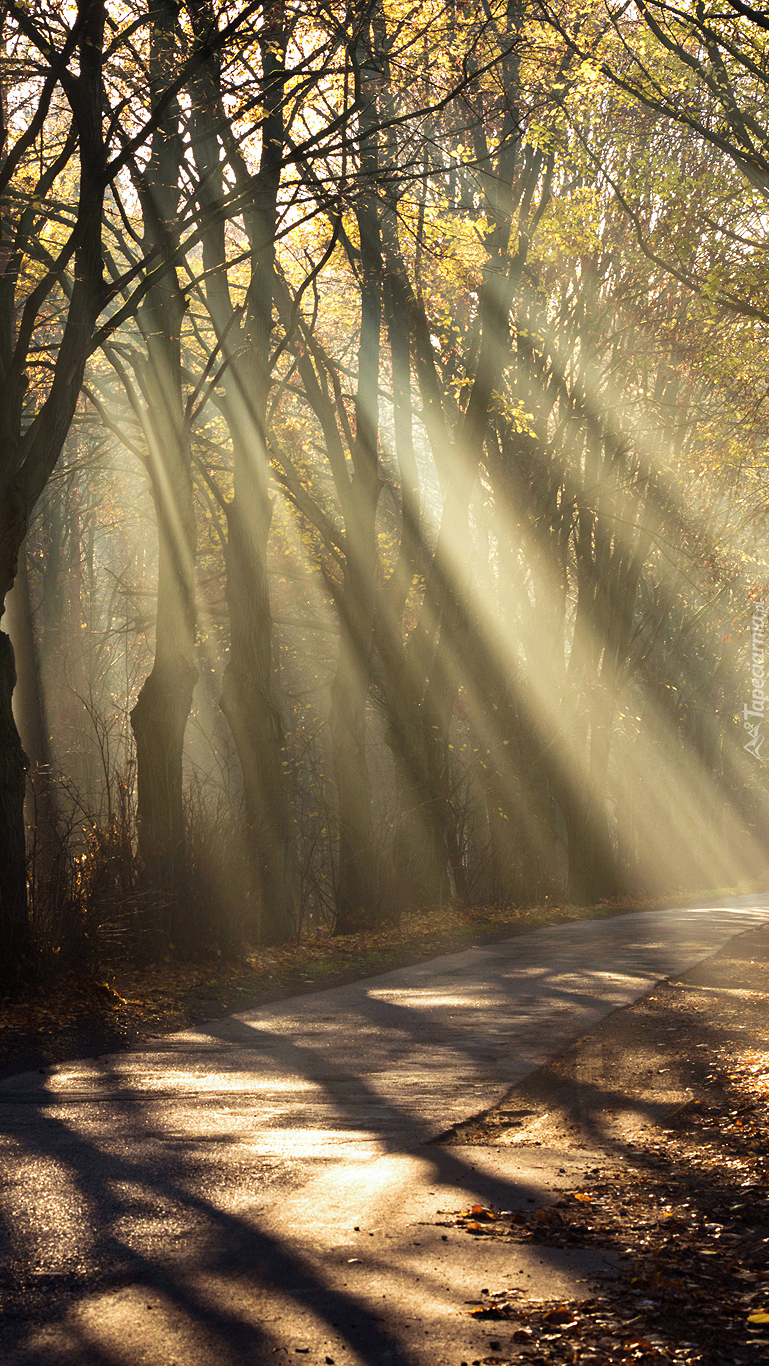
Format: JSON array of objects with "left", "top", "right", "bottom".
[{"left": 1, "top": 899, "right": 767, "bottom": 1365}]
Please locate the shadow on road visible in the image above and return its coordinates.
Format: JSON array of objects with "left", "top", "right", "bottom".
[{"left": 0, "top": 909, "right": 767, "bottom": 1364}]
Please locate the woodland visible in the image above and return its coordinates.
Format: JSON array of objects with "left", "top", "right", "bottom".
[{"left": 1, "top": 0, "right": 769, "bottom": 988}]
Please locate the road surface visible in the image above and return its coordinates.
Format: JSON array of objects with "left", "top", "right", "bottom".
[{"left": 1, "top": 900, "right": 767, "bottom": 1364}]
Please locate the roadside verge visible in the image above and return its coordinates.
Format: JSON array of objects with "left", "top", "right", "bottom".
[{"left": 433, "top": 920, "right": 769, "bottom": 1365}]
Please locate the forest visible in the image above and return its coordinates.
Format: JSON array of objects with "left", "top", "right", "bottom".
[{"left": 1, "top": 0, "right": 768, "bottom": 987}]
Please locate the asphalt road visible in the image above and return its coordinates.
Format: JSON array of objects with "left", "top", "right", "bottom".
[{"left": 1, "top": 899, "right": 767, "bottom": 1365}]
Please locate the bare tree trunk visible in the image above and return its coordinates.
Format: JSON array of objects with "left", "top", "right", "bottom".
[
  {"left": 328, "top": 12, "right": 384, "bottom": 933},
  {"left": 0, "top": 630, "right": 30, "bottom": 975},
  {"left": 415, "top": 149, "right": 538, "bottom": 905},
  {"left": 373, "top": 54, "right": 451, "bottom": 913},
  {"left": 130, "top": 372, "right": 197, "bottom": 893},
  {"left": 188, "top": 0, "right": 298, "bottom": 942},
  {"left": 219, "top": 496, "right": 298, "bottom": 944},
  {"left": 0, "top": 2, "right": 106, "bottom": 982},
  {"left": 130, "top": 0, "right": 197, "bottom": 900},
  {"left": 329, "top": 477, "right": 381, "bottom": 931},
  {"left": 5, "top": 544, "right": 57, "bottom": 874}
]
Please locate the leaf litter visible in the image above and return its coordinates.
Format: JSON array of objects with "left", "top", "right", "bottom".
[{"left": 438, "top": 920, "right": 769, "bottom": 1365}]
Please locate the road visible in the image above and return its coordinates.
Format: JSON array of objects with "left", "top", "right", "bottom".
[{"left": 1, "top": 900, "right": 767, "bottom": 1365}]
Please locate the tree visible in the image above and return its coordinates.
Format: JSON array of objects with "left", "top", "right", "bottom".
[
  {"left": 0, "top": 1, "right": 107, "bottom": 978},
  {"left": 0, "top": 0, "right": 262, "bottom": 979},
  {"left": 5, "top": 0, "right": 769, "bottom": 980},
  {"left": 127, "top": 0, "right": 198, "bottom": 899},
  {"left": 187, "top": 0, "right": 301, "bottom": 943},
  {"left": 541, "top": 0, "right": 769, "bottom": 323}
]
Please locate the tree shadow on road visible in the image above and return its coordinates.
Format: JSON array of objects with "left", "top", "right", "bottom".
[{"left": 0, "top": 914, "right": 767, "bottom": 1364}]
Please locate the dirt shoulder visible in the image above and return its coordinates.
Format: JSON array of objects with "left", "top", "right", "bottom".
[{"left": 437, "top": 920, "right": 769, "bottom": 1365}]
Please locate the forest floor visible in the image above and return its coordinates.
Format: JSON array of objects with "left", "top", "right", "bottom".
[{"left": 436, "top": 918, "right": 769, "bottom": 1365}]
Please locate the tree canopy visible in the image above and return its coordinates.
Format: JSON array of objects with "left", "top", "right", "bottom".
[{"left": 1, "top": 0, "right": 768, "bottom": 982}]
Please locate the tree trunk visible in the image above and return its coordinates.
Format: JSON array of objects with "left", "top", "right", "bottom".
[
  {"left": 5, "top": 543, "right": 58, "bottom": 875},
  {"left": 129, "top": 340, "right": 197, "bottom": 893},
  {"left": 379, "top": 645, "right": 450, "bottom": 911},
  {"left": 0, "top": 1, "right": 107, "bottom": 979},
  {"left": 374, "top": 134, "right": 451, "bottom": 912},
  {"left": 329, "top": 18, "right": 384, "bottom": 933},
  {"left": 188, "top": 0, "right": 299, "bottom": 943},
  {"left": 0, "top": 630, "right": 30, "bottom": 982},
  {"left": 329, "top": 493, "right": 381, "bottom": 931},
  {"left": 219, "top": 498, "right": 298, "bottom": 945},
  {"left": 130, "top": 0, "right": 197, "bottom": 904},
  {"left": 131, "top": 657, "right": 196, "bottom": 893},
  {"left": 401, "top": 9, "right": 543, "bottom": 909},
  {"left": 481, "top": 683, "right": 555, "bottom": 906}
]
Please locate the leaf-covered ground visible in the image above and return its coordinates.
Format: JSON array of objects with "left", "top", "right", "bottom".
[
  {"left": 0, "top": 900, "right": 621, "bottom": 1074},
  {"left": 438, "top": 921, "right": 769, "bottom": 1365}
]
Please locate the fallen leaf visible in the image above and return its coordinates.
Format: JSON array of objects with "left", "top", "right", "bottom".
[{"left": 546, "top": 1307, "right": 578, "bottom": 1325}]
